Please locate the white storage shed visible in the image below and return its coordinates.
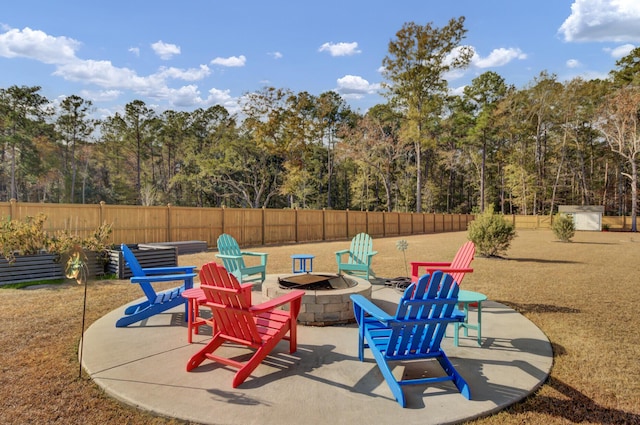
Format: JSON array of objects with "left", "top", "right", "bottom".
[{"left": 558, "top": 205, "right": 604, "bottom": 231}]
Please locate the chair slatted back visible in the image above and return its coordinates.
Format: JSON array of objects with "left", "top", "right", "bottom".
[
  {"left": 216, "top": 234, "right": 246, "bottom": 271},
  {"left": 386, "top": 272, "right": 460, "bottom": 359},
  {"left": 349, "top": 233, "right": 374, "bottom": 265},
  {"left": 121, "top": 244, "right": 157, "bottom": 301},
  {"left": 121, "top": 244, "right": 145, "bottom": 276},
  {"left": 199, "top": 262, "right": 261, "bottom": 345},
  {"left": 449, "top": 241, "right": 475, "bottom": 285}
]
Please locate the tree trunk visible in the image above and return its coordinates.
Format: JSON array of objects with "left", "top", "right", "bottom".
[
  {"left": 631, "top": 161, "right": 637, "bottom": 232},
  {"left": 415, "top": 141, "right": 422, "bottom": 213}
]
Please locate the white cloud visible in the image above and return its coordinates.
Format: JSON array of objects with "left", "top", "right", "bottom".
[
  {"left": 0, "top": 27, "right": 79, "bottom": 64},
  {"left": 449, "top": 85, "right": 466, "bottom": 97},
  {"left": 0, "top": 27, "right": 229, "bottom": 109},
  {"left": 318, "top": 42, "right": 361, "bottom": 57},
  {"left": 559, "top": 0, "right": 640, "bottom": 42},
  {"left": 444, "top": 69, "right": 467, "bottom": 82},
  {"left": 472, "top": 47, "right": 528, "bottom": 68},
  {"left": 128, "top": 47, "right": 140, "bottom": 57},
  {"left": 566, "top": 58, "right": 582, "bottom": 68},
  {"left": 269, "top": 51, "right": 283, "bottom": 59},
  {"left": 151, "top": 40, "right": 180, "bottom": 60},
  {"left": 335, "top": 75, "right": 379, "bottom": 99},
  {"left": 211, "top": 55, "right": 246, "bottom": 67},
  {"left": 79, "top": 89, "right": 122, "bottom": 102},
  {"left": 605, "top": 43, "right": 636, "bottom": 58},
  {"left": 157, "top": 65, "right": 210, "bottom": 81}
]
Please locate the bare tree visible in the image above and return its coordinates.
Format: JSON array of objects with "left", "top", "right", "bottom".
[{"left": 597, "top": 86, "right": 640, "bottom": 232}]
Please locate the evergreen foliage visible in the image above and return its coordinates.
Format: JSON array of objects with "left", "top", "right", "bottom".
[
  {"left": 552, "top": 213, "right": 576, "bottom": 242},
  {"left": 468, "top": 206, "right": 516, "bottom": 257},
  {"left": 0, "top": 33, "right": 639, "bottom": 222}
]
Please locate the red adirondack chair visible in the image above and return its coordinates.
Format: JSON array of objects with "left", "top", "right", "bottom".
[
  {"left": 410, "top": 241, "right": 475, "bottom": 285},
  {"left": 186, "top": 262, "right": 304, "bottom": 387},
  {"left": 182, "top": 263, "right": 253, "bottom": 343}
]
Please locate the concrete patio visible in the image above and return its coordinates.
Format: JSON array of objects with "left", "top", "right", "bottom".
[{"left": 81, "top": 280, "right": 553, "bottom": 425}]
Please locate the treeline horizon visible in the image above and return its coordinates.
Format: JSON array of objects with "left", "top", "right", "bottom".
[{"left": 1, "top": 18, "right": 639, "bottom": 220}]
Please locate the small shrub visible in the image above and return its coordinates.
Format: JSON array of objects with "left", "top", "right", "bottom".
[
  {"left": 0, "top": 214, "right": 112, "bottom": 264},
  {"left": 0, "top": 213, "right": 49, "bottom": 263},
  {"left": 468, "top": 206, "right": 516, "bottom": 257},
  {"left": 552, "top": 213, "right": 575, "bottom": 242}
]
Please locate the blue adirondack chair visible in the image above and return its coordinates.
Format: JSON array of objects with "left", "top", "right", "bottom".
[
  {"left": 350, "top": 271, "right": 470, "bottom": 407},
  {"left": 115, "top": 244, "right": 197, "bottom": 327},
  {"left": 335, "top": 233, "right": 377, "bottom": 280},
  {"left": 215, "top": 234, "right": 267, "bottom": 284}
]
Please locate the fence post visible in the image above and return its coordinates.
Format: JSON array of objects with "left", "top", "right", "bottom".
[
  {"left": 167, "top": 203, "right": 172, "bottom": 242},
  {"left": 366, "top": 211, "right": 369, "bottom": 235},
  {"left": 346, "top": 209, "right": 349, "bottom": 239},
  {"left": 295, "top": 207, "right": 299, "bottom": 243},
  {"left": 262, "top": 207, "right": 266, "bottom": 245},
  {"left": 322, "top": 208, "right": 326, "bottom": 241},
  {"left": 382, "top": 211, "right": 386, "bottom": 237},
  {"left": 222, "top": 205, "right": 226, "bottom": 235},
  {"left": 9, "top": 198, "right": 16, "bottom": 219},
  {"left": 99, "top": 201, "right": 105, "bottom": 226}
]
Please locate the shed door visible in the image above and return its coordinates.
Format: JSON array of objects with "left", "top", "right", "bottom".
[{"left": 574, "top": 213, "right": 601, "bottom": 231}]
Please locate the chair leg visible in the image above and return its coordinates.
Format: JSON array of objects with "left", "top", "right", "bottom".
[
  {"left": 370, "top": 345, "right": 406, "bottom": 407},
  {"left": 186, "top": 335, "right": 225, "bottom": 371},
  {"left": 288, "top": 321, "right": 297, "bottom": 353},
  {"left": 436, "top": 352, "right": 471, "bottom": 399}
]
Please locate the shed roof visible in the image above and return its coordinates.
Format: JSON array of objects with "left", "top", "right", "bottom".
[{"left": 558, "top": 205, "right": 604, "bottom": 213}]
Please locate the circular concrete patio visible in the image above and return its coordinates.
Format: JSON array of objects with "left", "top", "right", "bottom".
[{"left": 81, "top": 283, "right": 553, "bottom": 425}]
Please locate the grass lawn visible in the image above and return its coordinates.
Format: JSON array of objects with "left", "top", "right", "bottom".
[{"left": 0, "top": 229, "right": 638, "bottom": 424}]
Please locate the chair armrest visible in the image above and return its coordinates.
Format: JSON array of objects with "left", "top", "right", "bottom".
[
  {"left": 335, "top": 249, "right": 350, "bottom": 262},
  {"left": 411, "top": 265, "right": 473, "bottom": 282},
  {"left": 241, "top": 251, "right": 268, "bottom": 265},
  {"left": 250, "top": 290, "right": 305, "bottom": 314},
  {"left": 241, "top": 251, "right": 267, "bottom": 257},
  {"left": 452, "top": 308, "right": 466, "bottom": 322},
  {"left": 141, "top": 266, "right": 196, "bottom": 275},
  {"left": 131, "top": 273, "right": 197, "bottom": 284},
  {"left": 367, "top": 250, "right": 378, "bottom": 257},
  {"left": 350, "top": 294, "right": 393, "bottom": 322},
  {"left": 411, "top": 261, "right": 452, "bottom": 270},
  {"left": 215, "top": 253, "right": 243, "bottom": 260}
]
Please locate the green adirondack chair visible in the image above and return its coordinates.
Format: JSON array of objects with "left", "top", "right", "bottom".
[
  {"left": 335, "top": 233, "right": 377, "bottom": 280},
  {"left": 215, "top": 234, "right": 268, "bottom": 284}
]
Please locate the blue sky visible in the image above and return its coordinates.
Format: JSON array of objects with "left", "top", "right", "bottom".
[{"left": 2, "top": 0, "right": 640, "bottom": 119}]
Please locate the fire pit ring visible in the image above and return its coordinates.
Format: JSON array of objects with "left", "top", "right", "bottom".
[{"left": 262, "top": 273, "right": 372, "bottom": 326}]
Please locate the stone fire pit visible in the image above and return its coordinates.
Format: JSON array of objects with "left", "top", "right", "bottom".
[{"left": 261, "top": 273, "right": 372, "bottom": 326}]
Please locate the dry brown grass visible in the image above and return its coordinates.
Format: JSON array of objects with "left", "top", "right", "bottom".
[{"left": 1, "top": 230, "right": 639, "bottom": 424}]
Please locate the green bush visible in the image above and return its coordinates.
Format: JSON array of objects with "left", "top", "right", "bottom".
[
  {"left": 0, "top": 213, "right": 112, "bottom": 264},
  {"left": 468, "top": 206, "right": 516, "bottom": 257},
  {"left": 552, "top": 213, "right": 575, "bottom": 242}
]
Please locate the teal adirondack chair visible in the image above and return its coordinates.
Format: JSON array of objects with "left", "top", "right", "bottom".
[
  {"left": 215, "top": 234, "right": 268, "bottom": 284},
  {"left": 350, "top": 271, "right": 470, "bottom": 407},
  {"left": 116, "top": 244, "right": 197, "bottom": 327},
  {"left": 335, "top": 233, "right": 377, "bottom": 280}
]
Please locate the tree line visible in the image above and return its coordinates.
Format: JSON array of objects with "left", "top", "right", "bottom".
[{"left": 1, "top": 17, "right": 639, "bottom": 227}]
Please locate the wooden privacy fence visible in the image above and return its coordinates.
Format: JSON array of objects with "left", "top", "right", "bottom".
[
  {"left": 0, "top": 200, "right": 474, "bottom": 248},
  {"left": 2, "top": 200, "right": 631, "bottom": 249}
]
